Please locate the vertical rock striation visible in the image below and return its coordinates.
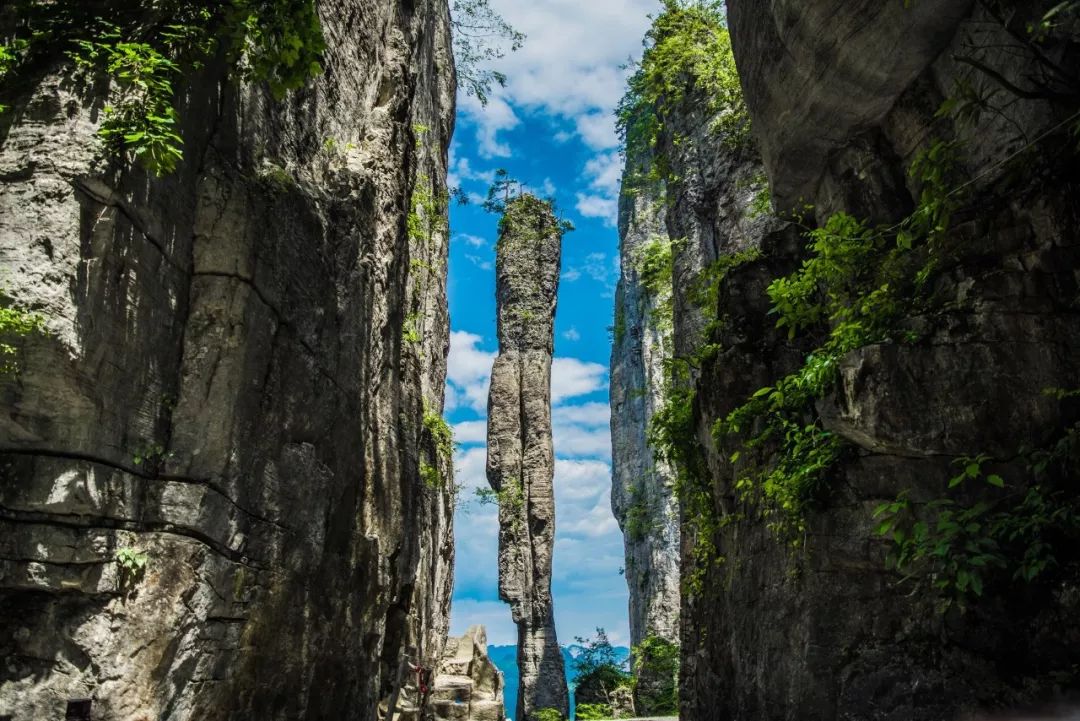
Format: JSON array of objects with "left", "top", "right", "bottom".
[
  {"left": 486, "top": 195, "right": 569, "bottom": 721},
  {"left": 608, "top": 158, "right": 681, "bottom": 710},
  {"left": 649, "top": 1, "right": 1080, "bottom": 719},
  {"left": 0, "top": 1, "right": 456, "bottom": 719}
]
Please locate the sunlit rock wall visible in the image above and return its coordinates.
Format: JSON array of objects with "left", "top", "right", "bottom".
[{"left": 0, "top": 1, "right": 456, "bottom": 719}]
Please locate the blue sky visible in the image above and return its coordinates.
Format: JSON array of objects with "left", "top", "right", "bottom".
[{"left": 444, "top": 0, "right": 660, "bottom": 648}]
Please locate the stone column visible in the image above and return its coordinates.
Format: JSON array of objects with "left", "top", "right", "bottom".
[{"left": 486, "top": 195, "right": 569, "bottom": 721}]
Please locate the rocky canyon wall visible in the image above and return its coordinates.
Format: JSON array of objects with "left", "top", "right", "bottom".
[
  {"left": 0, "top": 1, "right": 456, "bottom": 719},
  {"left": 617, "top": 1, "right": 1080, "bottom": 720},
  {"left": 485, "top": 195, "right": 569, "bottom": 721},
  {"left": 608, "top": 160, "right": 681, "bottom": 712}
]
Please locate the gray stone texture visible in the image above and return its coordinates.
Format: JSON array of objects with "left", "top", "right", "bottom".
[
  {"left": 485, "top": 195, "right": 569, "bottom": 721},
  {"left": 655, "top": 1, "right": 1080, "bottom": 719},
  {"left": 428, "top": 625, "right": 505, "bottom": 721},
  {"left": 0, "top": 1, "right": 457, "bottom": 720},
  {"left": 608, "top": 161, "right": 680, "bottom": 710}
]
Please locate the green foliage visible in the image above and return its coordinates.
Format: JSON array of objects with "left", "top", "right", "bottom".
[
  {"left": 632, "top": 635, "right": 680, "bottom": 715},
  {"left": 634, "top": 236, "right": 674, "bottom": 298},
  {"left": 496, "top": 191, "right": 575, "bottom": 243},
  {"left": 647, "top": 359, "right": 719, "bottom": 594},
  {"left": 573, "top": 628, "right": 633, "bottom": 714},
  {"left": 533, "top": 709, "right": 564, "bottom": 721},
  {"left": 712, "top": 140, "right": 963, "bottom": 543},
  {"left": 1, "top": 1, "right": 325, "bottom": 174},
  {"left": 0, "top": 302, "right": 44, "bottom": 377},
  {"left": 476, "top": 478, "right": 524, "bottom": 518},
  {"left": 132, "top": 441, "right": 173, "bottom": 468},
  {"left": 402, "top": 312, "right": 422, "bottom": 344},
  {"left": 409, "top": 175, "right": 448, "bottom": 245},
  {"left": 573, "top": 628, "right": 630, "bottom": 681},
  {"left": 420, "top": 407, "right": 454, "bottom": 489},
  {"left": 873, "top": 431, "right": 1080, "bottom": 612},
  {"left": 115, "top": 546, "right": 149, "bottom": 587},
  {"left": 450, "top": 0, "right": 524, "bottom": 106},
  {"left": 423, "top": 408, "right": 454, "bottom": 466},
  {"left": 617, "top": 0, "right": 749, "bottom": 188},
  {"left": 625, "top": 485, "right": 663, "bottom": 542},
  {"left": 575, "top": 703, "right": 614, "bottom": 720}
]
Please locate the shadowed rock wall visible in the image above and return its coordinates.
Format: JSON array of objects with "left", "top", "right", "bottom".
[
  {"left": 0, "top": 1, "right": 456, "bottom": 719},
  {"left": 664, "top": 1, "right": 1080, "bottom": 719},
  {"left": 485, "top": 195, "right": 569, "bottom": 721}
]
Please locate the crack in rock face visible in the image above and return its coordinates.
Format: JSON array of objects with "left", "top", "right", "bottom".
[{"left": 485, "top": 195, "right": 569, "bottom": 721}]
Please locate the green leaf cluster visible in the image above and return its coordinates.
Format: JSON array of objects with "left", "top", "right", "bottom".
[
  {"left": 450, "top": 0, "right": 524, "bottom": 107},
  {"left": 617, "top": 0, "right": 749, "bottom": 189},
  {"left": 575, "top": 703, "right": 614, "bottom": 720},
  {"left": 873, "top": 433, "right": 1080, "bottom": 611},
  {"left": 0, "top": 301, "right": 44, "bottom": 377},
  {"left": 1, "top": 1, "right": 325, "bottom": 175},
  {"left": 712, "top": 140, "right": 963, "bottom": 543},
  {"left": 115, "top": 546, "right": 149, "bottom": 589},
  {"left": 631, "top": 635, "right": 679, "bottom": 714}
]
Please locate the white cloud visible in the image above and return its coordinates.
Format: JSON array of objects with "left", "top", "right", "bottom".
[
  {"left": 460, "top": 93, "right": 520, "bottom": 158},
  {"left": 552, "top": 357, "right": 608, "bottom": 404},
  {"left": 553, "top": 402, "right": 610, "bottom": 427},
  {"left": 553, "top": 401, "right": 611, "bottom": 460},
  {"left": 447, "top": 331, "right": 496, "bottom": 413},
  {"left": 584, "top": 151, "right": 623, "bottom": 197},
  {"left": 555, "top": 458, "right": 612, "bottom": 502},
  {"left": 576, "top": 112, "right": 620, "bottom": 151},
  {"left": 562, "top": 268, "right": 582, "bottom": 282},
  {"left": 466, "top": 254, "right": 493, "bottom": 271},
  {"left": 575, "top": 193, "right": 619, "bottom": 226},
  {"left": 574, "top": 150, "right": 624, "bottom": 227},
  {"left": 554, "top": 423, "right": 611, "bottom": 460},
  {"left": 456, "top": 233, "right": 488, "bottom": 248},
  {"left": 453, "top": 420, "right": 488, "bottom": 445},
  {"left": 562, "top": 326, "right": 581, "bottom": 342},
  {"left": 454, "top": 445, "right": 490, "bottom": 492},
  {"left": 456, "top": 0, "right": 660, "bottom": 155}
]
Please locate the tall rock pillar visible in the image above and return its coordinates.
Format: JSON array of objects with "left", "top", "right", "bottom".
[{"left": 486, "top": 195, "right": 569, "bottom": 721}]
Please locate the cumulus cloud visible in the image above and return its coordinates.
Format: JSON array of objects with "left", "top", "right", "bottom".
[
  {"left": 457, "top": 0, "right": 659, "bottom": 153},
  {"left": 574, "top": 150, "right": 624, "bottom": 227},
  {"left": 453, "top": 420, "right": 488, "bottom": 445},
  {"left": 562, "top": 326, "right": 581, "bottom": 342},
  {"left": 553, "top": 402, "right": 610, "bottom": 427},
  {"left": 447, "top": 331, "right": 497, "bottom": 413},
  {"left": 552, "top": 357, "right": 608, "bottom": 403}
]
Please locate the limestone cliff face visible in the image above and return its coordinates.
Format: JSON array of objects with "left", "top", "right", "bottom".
[
  {"left": 485, "top": 195, "right": 569, "bottom": 721},
  {"left": 661, "top": 1, "right": 1080, "bottom": 720},
  {"left": 0, "top": 2, "right": 456, "bottom": 720},
  {"left": 608, "top": 168, "right": 680, "bottom": 694}
]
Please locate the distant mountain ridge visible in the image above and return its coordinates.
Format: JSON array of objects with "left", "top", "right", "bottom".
[{"left": 487, "top": 644, "right": 631, "bottom": 720}]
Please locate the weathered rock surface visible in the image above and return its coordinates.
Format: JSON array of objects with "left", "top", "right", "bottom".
[
  {"left": 0, "top": 2, "right": 457, "bottom": 720},
  {"left": 428, "top": 625, "right": 505, "bottom": 721},
  {"left": 608, "top": 163, "right": 680, "bottom": 708},
  {"left": 486, "top": 195, "right": 569, "bottom": 721},
  {"left": 655, "top": 1, "right": 1080, "bottom": 720}
]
